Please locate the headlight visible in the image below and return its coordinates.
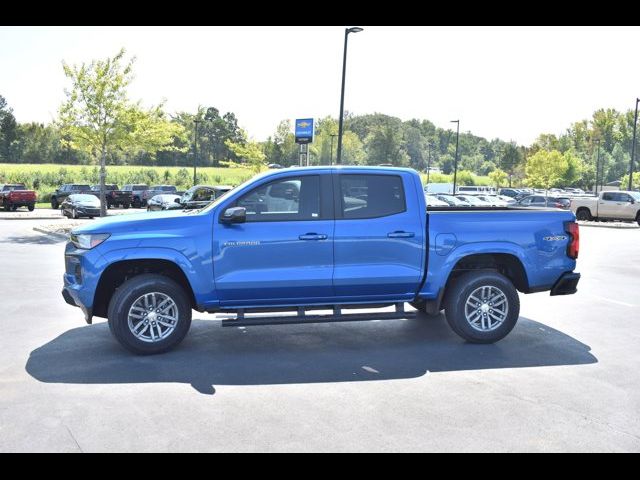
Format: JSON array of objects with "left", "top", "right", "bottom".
[{"left": 70, "top": 233, "right": 110, "bottom": 250}]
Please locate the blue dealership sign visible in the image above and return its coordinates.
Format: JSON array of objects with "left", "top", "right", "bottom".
[{"left": 295, "top": 118, "right": 314, "bottom": 144}]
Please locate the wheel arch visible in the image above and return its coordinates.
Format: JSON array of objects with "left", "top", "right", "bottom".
[{"left": 93, "top": 258, "right": 196, "bottom": 319}]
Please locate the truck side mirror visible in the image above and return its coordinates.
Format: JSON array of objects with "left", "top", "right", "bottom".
[{"left": 220, "top": 206, "right": 246, "bottom": 224}]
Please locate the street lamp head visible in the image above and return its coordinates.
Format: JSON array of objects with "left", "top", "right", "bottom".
[
  {"left": 450, "top": 120, "right": 459, "bottom": 123},
  {"left": 347, "top": 27, "right": 364, "bottom": 34}
]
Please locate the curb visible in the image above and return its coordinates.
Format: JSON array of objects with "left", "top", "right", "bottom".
[
  {"left": 578, "top": 222, "right": 638, "bottom": 230},
  {"left": 32, "top": 227, "right": 70, "bottom": 241},
  {"left": 1, "top": 216, "right": 65, "bottom": 221}
]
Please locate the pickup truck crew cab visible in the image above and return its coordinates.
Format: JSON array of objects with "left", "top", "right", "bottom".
[
  {"left": 571, "top": 190, "right": 640, "bottom": 225},
  {"left": 0, "top": 184, "right": 36, "bottom": 211},
  {"left": 62, "top": 167, "right": 581, "bottom": 355},
  {"left": 51, "top": 184, "right": 91, "bottom": 209}
]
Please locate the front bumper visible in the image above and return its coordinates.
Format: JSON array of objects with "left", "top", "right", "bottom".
[
  {"left": 550, "top": 272, "right": 581, "bottom": 296},
  {"left": 62, "top": 286, "right": 93, "bottom": 324}
]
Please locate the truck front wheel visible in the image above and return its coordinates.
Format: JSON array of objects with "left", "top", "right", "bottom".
[
  {"left": 107, "top": 274, "right": 192, "bottom": 355},
  {"left": 444, "top": 271, "right": 520, "bottom": 344}
]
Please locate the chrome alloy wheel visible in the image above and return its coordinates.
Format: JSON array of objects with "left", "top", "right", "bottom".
[
  {"left": 127, "top": 292, "right": 179, "bottom": 343},
  {"left": 464, "top": 285, "right": 509, "bottom": 332}
]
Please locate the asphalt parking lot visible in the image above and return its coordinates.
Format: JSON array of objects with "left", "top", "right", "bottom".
[{"left": 0, "top": 218, "right": 639, "bottom": 452}]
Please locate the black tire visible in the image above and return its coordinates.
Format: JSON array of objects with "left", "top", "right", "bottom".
[
  {"left": 576, "top": 208, "right": 592, "bottom": 221},
  {"left": 10, "top": 205, "right": 17, "bottom": 211},
  {"left": 444, "top": 270, "right": 520, "bottom": 344},
  {"left": 636, "top": 212, "right": 640, "bottom": 227},
  {"left": 51, "top": 198, "right": 59, "bottom": 209},
  {"left": 3, "top": 203, "right": 10, "bottom": 212},
  {"left": 133, "top": 199, "right": 141, "bottom": 209},
  {"left": 28, "top": 204, "right": 35, "bottom": 212},
  {"left": 107, "top": 274, "right": 192, "bottom": 355},
  {"left": 123, "top": 203, "right": 130, "bottom": 209}
]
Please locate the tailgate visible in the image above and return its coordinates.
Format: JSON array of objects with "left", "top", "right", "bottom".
[{"left": 9, "top": 190, "right": 36, "bottom": 201}]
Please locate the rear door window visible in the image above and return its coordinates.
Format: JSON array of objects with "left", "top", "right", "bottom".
[{"left": 339, "top": 174, "right": 406, "bottom": 219}]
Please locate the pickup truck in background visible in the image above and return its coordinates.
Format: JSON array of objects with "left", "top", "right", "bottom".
[
  {"left": 0, "top": 184, "right": 37, "bottom": 211},
  {"left": 51, "top": 184, "right": 92, "bottom": 209},
  {"left": 571, "top": 191, "right": 640, "bottom": 225},
  {"left": 121, "top": 184, "right": 149, "bottom": 208},
  {"left": 90, "top": 184, "right": 132, "bottom": 209},
  {"left": 179, "top": 185, "right": 234, "bottom": 209},
  {"left": 62, "top": 166, "right": 580, "bottom": 355}
]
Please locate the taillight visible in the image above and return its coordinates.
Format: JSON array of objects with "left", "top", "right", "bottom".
[{"left": 565, "top": 221, "right": 579, "bottom": 259}]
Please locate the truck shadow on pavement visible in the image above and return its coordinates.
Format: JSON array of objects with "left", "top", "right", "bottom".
[{"left": 26, "top": 315, "right": 597, "bottom": 395}]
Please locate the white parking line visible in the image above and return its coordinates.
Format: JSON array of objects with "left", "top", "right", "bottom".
[{"left": 593, "top": 295, "right": 637, "bottom": 308}]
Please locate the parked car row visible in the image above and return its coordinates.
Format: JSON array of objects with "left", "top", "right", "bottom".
[{"left": 147, "top": 185, "right": 233, "bottom": 211}]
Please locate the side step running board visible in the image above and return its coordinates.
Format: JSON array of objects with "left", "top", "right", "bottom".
[{"left": 221, "top": 303, "right": 415, "bottom": 328}]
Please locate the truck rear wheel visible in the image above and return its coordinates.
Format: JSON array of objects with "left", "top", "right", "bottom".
[
  {"left": 576, "top": 208, "right": 592, "bottom": 221},
  {"left": 444, "top": 271, "right": 520, "bottom": 344},
  {"left": 107, "top": 274, "right": 192, "bottom": 355},
  {"left": 51, "top": 198, "right": 59, "bottom": 209}
]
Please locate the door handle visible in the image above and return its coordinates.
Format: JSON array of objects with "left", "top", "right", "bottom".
[
  {"left": 299, "top": 233, "right": 328, "bottom": 241},
  {"left": 387, "top": 231, "right": 415, "bottom": 238}
]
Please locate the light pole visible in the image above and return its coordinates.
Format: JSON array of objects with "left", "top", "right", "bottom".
[
  {"left": 193, "top": 119, "right": 201, "bottom": 186},
  {"left": 336, "top": 26, "right": 363, "bottom": 165},
  {"left": 594, "top": 139, "right": 601, "bottom": 194},
  {"left": 451, "top": 120, "right": 460, "bottom": 193},
  {"left": 629, "top": 98, "right": 639, "bottom": 191},
  {"left": 426, "top": 141, "right": 434, "bottom": 184},
  {"left": 330, "top": 134, "right": 338, "bottom": 165}
]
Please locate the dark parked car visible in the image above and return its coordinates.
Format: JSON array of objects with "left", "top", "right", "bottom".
[
  {"left": 147, "top": 194, "right": 182, "bottom": 212},
  {"left": 142, "top": 185, "right": 178, "bottom": 206},
  {"left": 51, "top": 184, "right": 92, "bottom": 209},
  {"left": 517, "top": 195, "right": 571, "bottom": 210},
  {"left": 90, "top": 184, "right": 132, "bottom": 209},
  {"left": 498, "top": 188, "right": 521, "bottom": 198},
  {"left": 121, "top": 184, "right": 149, "bottom": 208},
  {"left": 178, "top": 185, "right": 234, "bottom": 210},
  {"left": 61, "top": 194, "right": 101, "bottom": 219}
]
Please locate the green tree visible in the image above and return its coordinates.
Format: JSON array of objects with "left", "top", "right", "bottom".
[
  {"left": 0, "top": 95, "right": 18, "bottom": 162},
  {"left": 489, "top": 168, "right": 508, "bottom": 188},
  {"left": 59, "top": 49, "right": 135, "bottom": 216},
  {"left": 225, "top": 131, "right": 266, "bottom": 173},
  {"left": 525, "top": 149, "right": 568, "bottom": 192},
  {"left": 59, "top": 49, "right": 181, "bottom": 215}
]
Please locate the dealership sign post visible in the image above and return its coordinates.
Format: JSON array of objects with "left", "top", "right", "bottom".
[{"left": 295, "top": 118, "right": 314, "bottom": 166}]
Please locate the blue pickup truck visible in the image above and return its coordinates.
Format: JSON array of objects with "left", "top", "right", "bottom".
[{"left": 62, "top": 166, "right": 580, "bottom": 354}]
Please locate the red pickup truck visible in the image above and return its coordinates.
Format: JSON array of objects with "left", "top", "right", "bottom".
[{"left": 0, "top": 184, "right": 37, "bottom": 212}]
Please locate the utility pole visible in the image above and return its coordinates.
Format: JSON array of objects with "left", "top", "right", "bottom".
[
  {"left": 336, "top": 27, "right": 363, "bottom": 164},
  {"left": 330, "top": 134, "right": 338, "bottom": 165},
  {"left": 193, "top": 118, "right": 201, "bottom": 187},
  {"left": 426, "top": 141, "right": 434, "bottom": 184},
  {"left": 629, "top": 98, "right": 639, "bottom": 191},
  {"left": 595, "top": 139, "right": 601, "bottom": 194},
  {"left": 451, "top": 120, "right": 460, "bottom": 193}
]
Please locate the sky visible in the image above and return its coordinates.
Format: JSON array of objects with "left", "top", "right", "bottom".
[{"left": 1, "top": 26, "right": 639, "bottom": 145}]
